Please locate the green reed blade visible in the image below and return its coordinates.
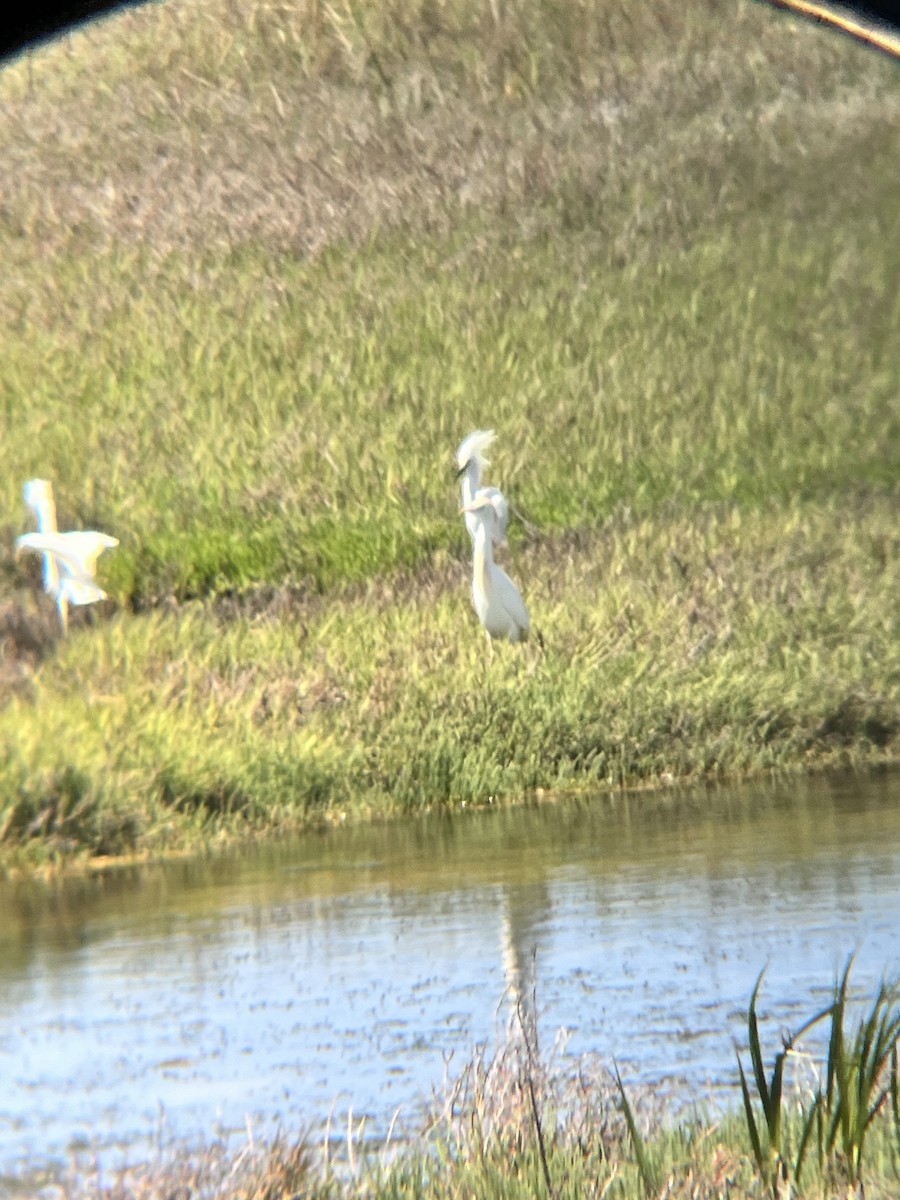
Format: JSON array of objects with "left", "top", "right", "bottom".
[
  {"left": 614, "top": 1062, "right": 662, "bottom": 1198},
  {"left": 747, "top": 969, "right": 772, "bottom": 1120},
  {"left": 736, "top": 1052, "right": 766, "bottom": 1176}
]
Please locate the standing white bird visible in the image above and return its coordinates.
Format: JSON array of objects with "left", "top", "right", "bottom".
[
  {"left": 455, "top": 429, "right": 509, "bottom": 548},
  {"left": 461, "top": 490, "right": 530, "bottom": 645},
  {"left": 19, "top": 479, "right": 118, "bottom": 632}
]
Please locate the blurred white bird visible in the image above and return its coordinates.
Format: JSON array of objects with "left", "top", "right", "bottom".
[
  {"left": 455, "top": 429, "right": 509, "bottom": 548},
  {"left": 461, "top": 490, "right": 530, "bottom": 645},
  {"left": 19, "top": 479, "right": 118, "bottom": 632},
  {"left": 23, "top": 478, "right": 61, "bottom": 596}
]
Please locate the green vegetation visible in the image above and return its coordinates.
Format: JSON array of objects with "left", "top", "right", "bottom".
[
  {"left": 51, "top": 964, "right": 900, "bottom": 1199},
  {"left": 734, "top": 960, "right": 900, "bottom": 1196},
  {"left": 0, "top": 0, "right": 898, "bottom": 870}
]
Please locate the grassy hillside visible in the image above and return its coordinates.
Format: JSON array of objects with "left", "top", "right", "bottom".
[{"left": 0, "top": 0, "right": 898, "bottom": 868}]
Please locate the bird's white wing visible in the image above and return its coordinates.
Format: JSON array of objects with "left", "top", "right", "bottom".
[
  {"left": 17, "top": 531, "right": 118, "bottom": 581},
  {"left": 496, "top": 566, "right": 530, "bottom": 638},
  {"left": 57, "top": 531, "right": 119, "bottom": 574},
  {"left": 59, "top": 576, "right": 108, "bottom": 607}
]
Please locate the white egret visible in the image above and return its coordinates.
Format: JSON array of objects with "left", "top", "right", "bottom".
[
  {"left": 461, "top": 490, "right": 530, "bottom": 645},
  {"left": 18, "top": 532, "right": 108, "bottom": 603},
  {"left": 18, "top": 479, "right": 119, "bottom": 631},
  {"left": 17, "top": 531, "right": 119, "bottom": 631},
  {"left": 455, "top": 429, "right": 509, "bottom": 547}
]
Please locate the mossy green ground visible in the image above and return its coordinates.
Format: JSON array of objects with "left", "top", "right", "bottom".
[{"left": 0, "top": 0, "right": 898, "bottom": 869}]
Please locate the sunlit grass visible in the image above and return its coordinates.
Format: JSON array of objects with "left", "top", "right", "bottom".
[
  {"left": 3, "top": 203, "right": 899, "bottom": 602},
  {"left": 0, "top": 0, "right": 898, "bottom": 866},
  {"left": 1, "top": 495, "right": 897, "bottom": 865}
]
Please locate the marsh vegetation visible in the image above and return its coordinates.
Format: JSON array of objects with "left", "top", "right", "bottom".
[
  {"left": 1, "top": 0, "right": 898, "bottom": 871},
  {"left": 2, "top": 3, "right": 899, "bottom": 1190},
  {"left": 33, "top": 960, "right": 900, "bottom": 1200}
]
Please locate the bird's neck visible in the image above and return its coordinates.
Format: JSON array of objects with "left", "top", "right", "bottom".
[
  {"left": 473, "top": 521, "right": 493, "bottom": 598},
  {"left": 461, "top": 462, "right": 481, "bottom": 508},
  {"left": 33, "top": 495, "right": 58, "bottom": 533}
]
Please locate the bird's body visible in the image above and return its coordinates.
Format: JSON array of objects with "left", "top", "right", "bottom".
[
  {"left": 17, "top": 530, "right": 119, "bottom": 583},
  {"left": 456, "top": 429, "right": 509, "bottom": 548},
  {"left": 18, "top": 479, "right": 118, "bottom": 632},
  {"left": 464, "top": 491, "right": 530, "bottom": 644}
]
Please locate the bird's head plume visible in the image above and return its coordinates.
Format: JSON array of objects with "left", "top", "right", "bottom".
[{"left": 455, "top": 429, "right": 496, "bottom": 476}]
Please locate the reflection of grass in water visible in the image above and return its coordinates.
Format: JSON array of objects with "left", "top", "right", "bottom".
[
  {"left": 39, "top": 968, "right": 900, "bottom": 1199},
  {"left": 3, "top": 772, "right": 891, "bottom": 961},
  {"left": 0, "top": 0, "right": 899, "bottom": 866}
]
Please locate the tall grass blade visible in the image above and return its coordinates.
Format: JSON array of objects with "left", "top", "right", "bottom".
[
  {"left": 614, "top": 1062, "right": 662, "bottom": 1198},
  {"left": 825, "top": 956, "right": 853, "bottom": 1112},
  {"left": 737, "top": 966, "right": 834, "bottom": 1195},
  {"left": 737, "top": 1053, "right": 766, "bottom": 1176},
  {"left": 794, "top": 1093, "right": 825, "bottom": 1186},
  {"left": 748, "top": 969, "right": 772, "bottom": 1118},
  {"left": 814, "top": 956, "right": 900, "bottom": 1188}
]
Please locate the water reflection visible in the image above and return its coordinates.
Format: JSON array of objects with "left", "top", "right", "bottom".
[{"left": 1, "top": 770, "right": 899, "bottom": 1183}]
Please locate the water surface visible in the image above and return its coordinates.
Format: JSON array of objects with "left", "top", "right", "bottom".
[{"left": 2, "top": 769, "right": 899, "bottom": 1184}]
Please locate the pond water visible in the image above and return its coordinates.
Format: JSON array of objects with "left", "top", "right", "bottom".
[{"left": 2, "top": 769, "right": 900, "bottom": 1187}]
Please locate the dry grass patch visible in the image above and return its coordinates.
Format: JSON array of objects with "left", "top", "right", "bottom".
[{"left": 0, "top": 0, "right": 896, "bottom": 263}]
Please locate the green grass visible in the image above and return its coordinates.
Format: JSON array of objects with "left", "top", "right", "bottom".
[
  {"left": 0, "top": 0, "right": 898, "bottom": 868},
  {"left": 1, "top": 497, "right": 896, "bottom": 867}
]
